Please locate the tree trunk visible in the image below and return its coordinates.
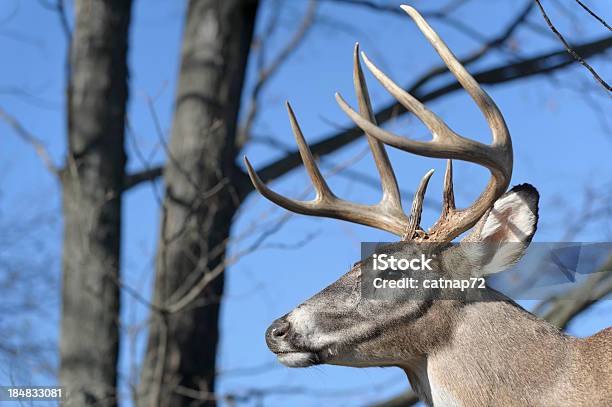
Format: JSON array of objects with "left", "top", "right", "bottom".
[
  {"left": 59, "top": 1, "right": 132, "bottom": 406},
  {"left": 137, "top": 1, "right": 258, "bottom": 406}
]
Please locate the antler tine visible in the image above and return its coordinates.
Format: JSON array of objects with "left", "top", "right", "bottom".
[
  {"left": 360, "top": 51, "right": 455, "bottom": 143},
  {"left": 335, "top": 93, "right": 502, "bottom": 170},
  {"left": 244, "top": 155, "right": 325, "bottom": 217},
  {"left": 244, "top": 103, "right": 411, "bottom": 237},
  {"left": 401, "top": 5, "right": 510, "bottom": 148},
  {"left": 403, "top": 169, "right": 434, "bottom": 240},
  {"left": 353, "top": 43, "right": 402, "bottom": 212},
  {"left": 286, "top": 102, "right": 335, "bottom": 202},
  {"left": 442, "top": 159, "right": 455, "bottom": 216}
]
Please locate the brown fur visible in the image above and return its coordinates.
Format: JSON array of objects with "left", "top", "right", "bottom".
[{"left": 397, "top": 301, "right": 612, "bottom": 406}]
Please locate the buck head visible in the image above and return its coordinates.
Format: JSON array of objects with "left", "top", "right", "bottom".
[
  {"left": 245, "top": 6, "right": 538, "bottom": 370},
  {"left": 262, "top": 184, "right": 539, "bottom": 368}
]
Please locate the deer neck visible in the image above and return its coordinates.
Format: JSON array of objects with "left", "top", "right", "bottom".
[{"left": 400, "top": 299, "right": 574, "bottom": 407}]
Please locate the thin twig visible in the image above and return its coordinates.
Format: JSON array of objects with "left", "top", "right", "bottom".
[
  {"left": 54, "top": 0, "right": 72, "bottom": 42},
  {"left": 240, "top": 0, "right": 318, "bottom": 147},
  {"left": 574, "top": 0, "right": 611, "bottom": 31},
  {"left": 0, "top": 106, "right": 60, "bottom": 176},
  {"left": 535, "top": 0, "right": 611, "bottom": 93},
  {"left": 321, "top": 0, "right": 404, "bottom": 16}
]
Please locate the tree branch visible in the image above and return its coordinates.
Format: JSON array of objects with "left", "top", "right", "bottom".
[
  {"left": 542, "top": 254, "right": 612, "bottom": 330},
  {"left": 239, "top": 0, "right": 318, "bottom": 148},
  {"left": 574, "top": 0, "right": 611, "bottom": 32},
  {"left": 0, "top": 106, "right": 60, "bottom": 176},
  {"left": 535, "top": 0, "right": 611, "bottom": 93},
  {"left": 123, "top": 166, "right": 163, "bottom": 191},
  {"left": 321, "top": 0, "right": 472, "bottom": 19},
  {"left": 37, "top": 0, "right": 72, "bottom": 41},
  {"left": 321, "top": 0, "right": 405, "bottom": 16},
  {"left": 367, "top": 389, "right": 420, "bottom": 407},
  {"left": 323, "top": 0, "right": 497, "bottom": 47}
]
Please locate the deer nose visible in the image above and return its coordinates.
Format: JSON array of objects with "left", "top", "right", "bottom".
[{"left": 265, "top": 318, "right": 290, "bottom": 349}]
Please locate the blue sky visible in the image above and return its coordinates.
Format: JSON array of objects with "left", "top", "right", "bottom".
[{"left": 1, "top": 0, "right": 611, "bottom": 406}]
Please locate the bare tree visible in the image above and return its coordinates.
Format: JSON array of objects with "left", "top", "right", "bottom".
[
  {"left": 59, "top": 1, "right": 132, "bottom": 406},
  {"left": 136, "top": 1, "right": 259, "bottom": 406}
]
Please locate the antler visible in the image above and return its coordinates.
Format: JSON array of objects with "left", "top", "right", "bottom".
[
  {"left": 244, "top": 43, "right": 421, "bottom": 237},
  {"left": 244, "top": 5, "right": 513, "bottom": 242},
  {"left": 336, "top": 5, "right": 512, "bottom": 241}
]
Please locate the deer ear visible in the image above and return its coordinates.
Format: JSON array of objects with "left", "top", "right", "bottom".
[{"left": 460, "top": 184, "right": 539, "bottom": 276}]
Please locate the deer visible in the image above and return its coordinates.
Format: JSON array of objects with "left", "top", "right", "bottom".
[{"left": 243, "top": 5, "right": 612, "bottom": 407}]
